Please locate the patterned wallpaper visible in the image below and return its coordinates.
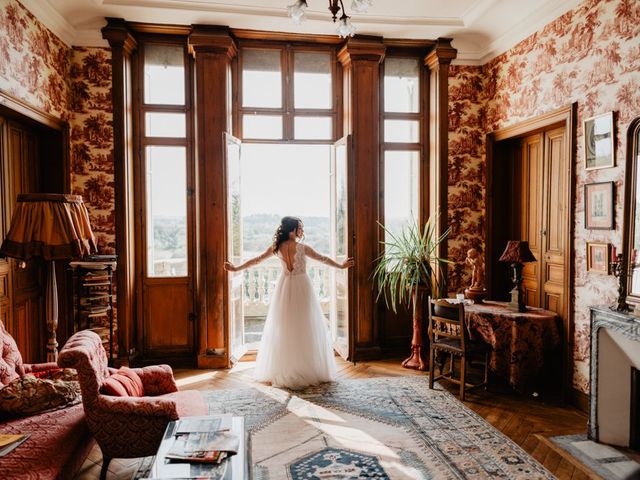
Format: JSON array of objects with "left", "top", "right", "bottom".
[
  {"left": 448, "top": 0, "right": 640, "bottom": 393},
  {"left": 0, "top": 0, "right": 117, "bottom": 354},
  {"left": 0, "top": 0, "right": 70, "bottom": 119}
]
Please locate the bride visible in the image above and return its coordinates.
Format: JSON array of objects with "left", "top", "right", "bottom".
[{"left": 224, "top": 216, "right": 354, "bottom": 390}]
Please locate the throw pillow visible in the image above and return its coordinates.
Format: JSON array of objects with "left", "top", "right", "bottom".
[
  {"left": 0, "top": 373, "right": 81, "bottom": 416},
  {"left": 100, "top": 367, "right": 145, "bottom": 397}
]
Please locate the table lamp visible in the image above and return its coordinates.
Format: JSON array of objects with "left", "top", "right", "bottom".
[
  {"left": 499, "top": 240, "right": 536, "bottom": 312},
  {"left": 0, "top": 194, "right": 97, "bottom": 362}
]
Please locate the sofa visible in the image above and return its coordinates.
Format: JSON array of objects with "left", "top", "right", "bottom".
[{"left": 0, "top": 322, "right": 94, "bottom": 479}]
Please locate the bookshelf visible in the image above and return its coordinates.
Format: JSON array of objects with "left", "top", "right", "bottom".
[{"left": 70, "top": 256, "right": 117, "bottom": 364}]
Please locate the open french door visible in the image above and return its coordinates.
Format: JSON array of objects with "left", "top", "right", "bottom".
[
  {"left": 330, "top": 135, "right": 353, "bottom": 360},
  {"left": 225, "top": 133, "right": 246, "bottom": 364}
]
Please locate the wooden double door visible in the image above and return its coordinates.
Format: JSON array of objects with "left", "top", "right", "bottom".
[
  {"left": 518, "top": 126, "right": 568, "bottom": 314},
  {"left": 489, "top": 122, "right": 569, "bottom": 318}
]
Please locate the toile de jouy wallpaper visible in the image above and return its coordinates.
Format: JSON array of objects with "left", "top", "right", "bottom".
[
  {"left": 0, "top": 0, "right": 117, "bottom": 352},
  {"left": 448, "top": 0, "right": 640, "bottom": 393},
  {"left": 2, "top": 0, "right": 639, "bottom": 393}
]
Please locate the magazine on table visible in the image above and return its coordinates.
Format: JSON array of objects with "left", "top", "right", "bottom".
[{"left": 166, "top": 431, "right": 239, "bottom": 464}]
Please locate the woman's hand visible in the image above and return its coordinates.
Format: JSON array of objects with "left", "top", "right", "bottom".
[
  {"left": 224, "top": 261, "right": 237, "bottom": 272},
  {"left": 341, "top": 257, "right": 355, "bottom": 269}
]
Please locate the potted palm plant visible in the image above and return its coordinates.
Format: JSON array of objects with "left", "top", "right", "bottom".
[{"left": 373, "top": 217, "right": 450, "bottom": 371}]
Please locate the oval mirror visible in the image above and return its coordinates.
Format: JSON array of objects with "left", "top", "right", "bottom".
[{"left": 623, "top": 117, "right": 640, "bottom": 305}]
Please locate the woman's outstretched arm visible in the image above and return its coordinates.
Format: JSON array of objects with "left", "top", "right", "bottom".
[
  {"left": 303, "top": 245, "right": 354, "bottom": 269},
  {"left": 224, "top": 246, "right": 272, "bottom": 272}
]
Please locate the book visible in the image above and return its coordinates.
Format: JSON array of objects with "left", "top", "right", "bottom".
[
  {"left": 175, "top": 417, "right": 222, "bottom": 435},
  {"left": 0, "top": 434, "right": 29, "bottom": 457}
]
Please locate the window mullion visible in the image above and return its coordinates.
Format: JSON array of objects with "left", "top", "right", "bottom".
[{"left": 283, "top": 46, "right": 294, "bottom": 141}]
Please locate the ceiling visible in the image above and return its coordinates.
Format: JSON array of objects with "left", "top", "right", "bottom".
[{"left": 22, "top": 0, "right": 582, "bottom": 64}]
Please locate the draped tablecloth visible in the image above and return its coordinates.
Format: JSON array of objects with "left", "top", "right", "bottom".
[{"left": 464, "top": 300, "right": 561, "bottom": 392}]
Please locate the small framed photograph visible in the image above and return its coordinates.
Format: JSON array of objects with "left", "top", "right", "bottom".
[
  {"left": 584, "top": 181, "right": 614, "bottom": 230},
  {"left": 584, "top": 112, "right": 614, "bottom": 170},
  {"left": 587, "top": 242, "right": 610, "bottom": 274}
]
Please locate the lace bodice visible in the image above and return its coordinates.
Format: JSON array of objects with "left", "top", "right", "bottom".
[{"left": 278, "top": 243, "right": 306, "bottom": 275}]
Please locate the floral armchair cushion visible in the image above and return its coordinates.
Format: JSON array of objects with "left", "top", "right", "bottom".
[{"left": 0, "top": 369, "right": 81, "bottom": 417}]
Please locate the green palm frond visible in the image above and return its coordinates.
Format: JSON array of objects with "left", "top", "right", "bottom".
[{"left": 373, "top": 217, "right": 451, "bottom": 313}]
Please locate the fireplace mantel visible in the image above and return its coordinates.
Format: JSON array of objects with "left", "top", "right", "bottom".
[{"left": 589, "top": 306, "right": 640, "bottom": 446}]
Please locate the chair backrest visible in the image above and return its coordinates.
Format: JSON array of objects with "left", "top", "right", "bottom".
[
  {"left": 427, "top": 297, "right": 468, "bottom": 349},
  {"left": 58, "top": 330, "right": 110, "bottom": 406},
  {"left": 0, "top": 321, "right": 25, "bottom": 386}
]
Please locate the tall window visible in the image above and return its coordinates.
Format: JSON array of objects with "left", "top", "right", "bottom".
[
  {"left": 239, "top": 46, "right": 337, "bottom": 142},
  {"left": 142, "top": 43, "right": 191, "bottom": 277},
  {"left": 382, "top": 57, "right": 421, "bottom": 242}
]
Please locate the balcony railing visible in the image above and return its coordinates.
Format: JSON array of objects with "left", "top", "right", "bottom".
[{"left": 243, "top": 259, "right": 331, "bottom": 344}]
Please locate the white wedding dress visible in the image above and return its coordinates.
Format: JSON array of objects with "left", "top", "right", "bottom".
[{"left": 254, "top": 243, "right": 337, "bottom": 389}]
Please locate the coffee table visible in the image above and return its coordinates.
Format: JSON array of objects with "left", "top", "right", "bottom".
[{"left": 149, "top": 415, "right": 249, "bottom": 479}]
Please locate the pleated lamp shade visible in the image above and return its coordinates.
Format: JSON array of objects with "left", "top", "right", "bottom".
[
  {"left": 0, "top": 193, "right": 97, "bottom": 362},
  {"left": 0, "top": 193, "right": 97, "bottom": 261}
]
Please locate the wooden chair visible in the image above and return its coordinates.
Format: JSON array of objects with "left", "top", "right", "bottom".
[{"left": 427, "top": 297, "right": 489, "bottom": 400}]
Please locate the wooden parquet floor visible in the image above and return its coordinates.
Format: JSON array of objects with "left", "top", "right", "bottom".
[{"left": 75, "top": 357, "right": 594, "bottom": 480}]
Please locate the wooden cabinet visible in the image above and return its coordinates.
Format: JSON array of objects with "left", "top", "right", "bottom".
[{"left": 70, "top": 258, "right": 116, "bottom": 364}]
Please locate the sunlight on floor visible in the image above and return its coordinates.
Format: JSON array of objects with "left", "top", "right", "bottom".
[{"left": 174, "top": 371, "right": 218, "bottom": 388}]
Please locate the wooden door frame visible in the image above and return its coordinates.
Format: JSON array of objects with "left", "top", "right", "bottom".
[{"left": 485, "top": 103, "right": 576, "bottom": 403}]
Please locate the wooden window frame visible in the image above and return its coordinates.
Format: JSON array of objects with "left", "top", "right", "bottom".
[
  {"left": 379, "top": 53, "right": 428, "bottom": 231},
  {"left": 236, "top": 41, "right": 342, "bottom": 144}
]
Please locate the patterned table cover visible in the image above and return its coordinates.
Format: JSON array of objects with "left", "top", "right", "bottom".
[{"left": 464, "top": 300, "right": 561, "bottom": 393}]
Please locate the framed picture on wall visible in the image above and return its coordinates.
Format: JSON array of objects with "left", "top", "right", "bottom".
[
  {"left": 587, "top": 242, "right": 610, "bottom": 274},
  {"left": 584, "top": 181, "right": 614, "bottom": 229},
  {"left": 584, "top": 112, "right": 615, "bottom": 170}
]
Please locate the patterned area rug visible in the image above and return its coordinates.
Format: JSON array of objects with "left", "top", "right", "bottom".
[
  {"left": 134, "top": 377, "right": 554, "bottom": 479},
  {"left": 550, "top": 434, "right": 640, "bottom": 480}
]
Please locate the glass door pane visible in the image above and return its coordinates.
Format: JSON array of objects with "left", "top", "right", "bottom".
[
  {"left": 225, "top": 133, "right": 245, "bottom": 364},
  {"left": 330, "top": 136, "right": 351, "bottom": 360}
]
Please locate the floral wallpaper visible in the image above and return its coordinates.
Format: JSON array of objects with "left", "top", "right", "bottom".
[
  {"left": 449, "top": 0, "right": 640, "bottom": 393},
  {"left": 0, "top": 0, "right": 117, "bottom": 354},
  {"left": 447, "top": 65, "right": 486, "bottom": 293},
  {"left": 0, "top": 0, "right": 70, "bottom": 119}
]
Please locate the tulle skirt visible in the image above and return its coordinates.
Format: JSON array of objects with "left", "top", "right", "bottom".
[{"left": 254, "top": 272, "right": 336, "bottom": 390}]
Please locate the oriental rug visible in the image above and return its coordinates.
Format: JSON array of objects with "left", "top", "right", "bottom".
[{"left": 134, "top": 376, "right": 554, "bottom": 479}]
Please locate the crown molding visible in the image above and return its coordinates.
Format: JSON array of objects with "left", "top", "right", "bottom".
[
  {"left": 474, "top": 0, "right": 583, "bottom": 64},
  {"left": 73, "top": 29, "right": 110, "bottom": 47},
  {"left": 18, "top": 0, "right": 76, "bottom": 46}
]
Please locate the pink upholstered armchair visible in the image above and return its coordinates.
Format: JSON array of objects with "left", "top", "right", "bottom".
[
  {"left": 0, "top": 321, "right": 59, "bottom": 388},
  {"left": 58, "top": 330, "right": 207, "bottom": 479}
]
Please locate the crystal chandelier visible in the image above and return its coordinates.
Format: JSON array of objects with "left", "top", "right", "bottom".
[{"left": 287, "top": 0, "right": 373, "bottom": 38}]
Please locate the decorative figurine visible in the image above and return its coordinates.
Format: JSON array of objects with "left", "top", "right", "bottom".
[{"left": 464, "top": 248, "right": 487, "bottom": 303}]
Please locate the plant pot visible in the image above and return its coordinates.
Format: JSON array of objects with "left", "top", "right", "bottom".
[{"left": 401, "top": 287, "right": 428, "bottom": 371}]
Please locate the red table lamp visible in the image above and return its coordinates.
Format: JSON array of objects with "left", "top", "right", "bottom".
[{"left": 499, "top": 240, "right": 537, "bottom": 312}]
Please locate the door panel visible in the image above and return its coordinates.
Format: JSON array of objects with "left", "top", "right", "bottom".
[
  {"left": 141, "top": 144, "right": 195, "bottom": 358},
  {"left": 330, "top": 135, "right": 352, "bottom": 360},
  {"left": 542, "top": 127, "right": 567, "bottom": 316},
  {"left": 225, "top": 133, "right": 245, "bottom": 364},
  {"left": 520, "top": 134, "right": 543, "bottom": 308}
]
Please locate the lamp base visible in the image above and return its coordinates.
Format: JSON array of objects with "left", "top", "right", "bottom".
[{"left": 507, "top": 286, "right": 527, "bottom": 312}]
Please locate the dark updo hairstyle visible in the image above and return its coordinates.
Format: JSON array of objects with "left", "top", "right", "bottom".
[{"left": 272, "top": 216, "right": 302, "bottom": 254}]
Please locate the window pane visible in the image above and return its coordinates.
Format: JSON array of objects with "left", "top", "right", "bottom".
[
  {"left": 145, "top": 113, "right": 186, "bottom": 138},
  {"left": 385, "top": 120, "right": 419, "bottom": 143},
  {"left": 242, "top": 49, "right": 282, "bottom": 108},
  {"left": 294, "top": 51, "right": 332, "bottom": 109},
  {"left": 384, "top": 57, "right": 419, "bottom": 113},
  {"left": 243, "top": 115, "right": 283, "bottom": 139},
  {"left": 145, "top": 146, "right": 188, "bottom": 277},
  {"left": 384, "top": 151, "right": 419, "bottom": 247},
  {"left": 295, "top": 116, "right": 332, "bottom": 140},
  {"left": 144, "top": 45, "right": 185, "bottom": 105}
]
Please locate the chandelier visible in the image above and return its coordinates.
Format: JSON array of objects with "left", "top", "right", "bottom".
[{"left": 287, "top": 0, "right": 373, "bottom": 38}]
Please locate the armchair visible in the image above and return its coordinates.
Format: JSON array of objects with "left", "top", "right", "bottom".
[
  {"left": 58, "top": 330, "right": 207, "bottom": 479},
  {"left": 0, "top": 321, "right": 59, "bottom": 388}
]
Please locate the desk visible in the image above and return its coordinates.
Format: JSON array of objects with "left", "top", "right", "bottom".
[{"left": 464, "top": 301, "right": 560, "bottom": 392}]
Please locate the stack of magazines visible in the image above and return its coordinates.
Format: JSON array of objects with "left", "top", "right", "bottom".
[{"left": 166, "top": 417, "right": 240, "bottom": 465}]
